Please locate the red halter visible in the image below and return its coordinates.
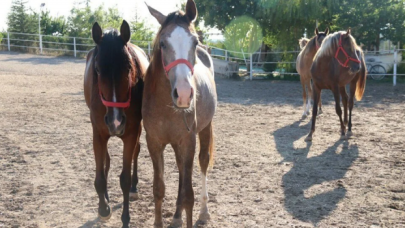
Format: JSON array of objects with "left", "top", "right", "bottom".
[
  {"left": 334, "top": 35, "right": 361, "bottom": 68},
  {"left": 161, "top": 49, "right": 194, "bottom": 78},
  {"left": 98, "top": 76, "right": 132, "bottom": 108}
]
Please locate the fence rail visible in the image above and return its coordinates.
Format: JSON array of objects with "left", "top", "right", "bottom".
[{"left": 0, "top": 32, "right": 403, "bottom": 85}]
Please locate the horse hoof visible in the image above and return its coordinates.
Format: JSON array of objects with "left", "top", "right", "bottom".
[
  {"left": 169, "top": 218, "right": 183, "bottom": 228},
  {"left": 198, "top": 212, "right": 211, "bottom": 223},
  {"left": 305, "top": 136, "right": 312, "bottom": 142},
  {"left": 317, "top": 110, "right": 323, "bottom": 116},
  {"left": 98, "top": 205, "right": 112, "bottom": 221},
  {"left": 346, "top": 131, "right": 353, "bottom": 139},
  {"left": 340, "top": 135, "right": 347, "bottom": 140},
  {"left": 129, "top": 192, "right": 139, "bottom": 201}
]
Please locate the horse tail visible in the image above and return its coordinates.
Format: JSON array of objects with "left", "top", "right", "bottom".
[
  {"left": 355, "top": 56, "right": 367, "bottom": 101},
  {"left": 208, "top": 123, "right": 215, "bottom": 168},
  {"left": 299, "top": 38, "right": 309, "bottom": 49}
]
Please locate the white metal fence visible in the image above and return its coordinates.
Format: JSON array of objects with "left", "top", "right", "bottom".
[{"left": 0, "top": 32, "right": 403, "bottom": 85}]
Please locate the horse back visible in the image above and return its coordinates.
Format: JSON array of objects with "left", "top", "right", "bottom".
[
  {"left": 84, "top": 48, "right": 95, "bottom": 108},
  {"left": 128, "top": 43, "right": 149, "bottom": 78}
]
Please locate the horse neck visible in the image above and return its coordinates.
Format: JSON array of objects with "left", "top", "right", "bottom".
[
  {"left": 127, "top": 44, "right": 141, "bottom": 86},
  {"left": 303, "top": 39, "right": 318, "bottom": 57},
  {"left": 144, "top": 55, "right": 173, "bottom": 103}
]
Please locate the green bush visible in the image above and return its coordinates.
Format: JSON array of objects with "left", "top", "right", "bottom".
[{"left": 263, "top": 53, "right": 277, "bottom": 72}]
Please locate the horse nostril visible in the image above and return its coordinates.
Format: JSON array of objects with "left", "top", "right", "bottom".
[
  {"left": 173, "top": 88, "right": 179, "bottom": 99},
  {"left": 190, "top": 88, "right": 194, "bottom": 99},
  {"left": 104, "top": 116, "right": 109, "bottom": 125},
  {"left": 121, "top": 115, "right": 126, "bottom": 124}
]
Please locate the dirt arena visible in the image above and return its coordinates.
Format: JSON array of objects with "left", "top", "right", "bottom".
[{"left": 0, "top": 51, "right": 404, "bottom": 228}]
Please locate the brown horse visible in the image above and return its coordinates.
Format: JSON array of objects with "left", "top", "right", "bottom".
[
  {"left": 296, "top": 28, "right": 329, "bottom": 117},
  {"left": 83, "top": 20, "right": 149, "bottom": 227},
  {"left": 305, "top": 29, "right": 367, "bottom": 141},
  {"left": 143, "top": 1, "right": 217, "bottom": 227}
]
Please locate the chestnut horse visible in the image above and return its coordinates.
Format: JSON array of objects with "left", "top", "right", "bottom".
[
  {"left": 296, "top": 28, "right": 329, "bottom": 117},
  {"left": 305, "top": 29, "right": 367, "bottom": 141},
  {"left": 143, "top": 1, "right": 217, "bottom": 227},
  {"left": 83, "top": 21, "right": 149, "bottom": 227}
]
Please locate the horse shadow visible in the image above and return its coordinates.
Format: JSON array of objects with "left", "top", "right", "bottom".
[
  {"left": 79, "top": 203, "right": 122, "bottom": 228},
  {"left": 273, "top": 120, "right": 359, "bottom": 226}
]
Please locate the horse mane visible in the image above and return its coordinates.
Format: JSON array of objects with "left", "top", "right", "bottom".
[
  {"left": 315, "top": 31, "right": 360, "bottom": 60},
  {"left": 146, "top": 10, "right": 198, "bottom": 92},
  {"left": 299, "top": 35, "right": 317, "bottom": 55},
  {"left": 92, "top": 28, "right": 140, "bottom": 87},
  {"left": 298, "top": 38, "right": 309, "bottom": 49}
]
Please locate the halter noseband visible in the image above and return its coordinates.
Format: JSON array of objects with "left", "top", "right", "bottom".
[
  {"left": 334, "top": 35, "right": 361, "bottom": 68},
  {"left": 161, "top": 49, "right": 194, "bottom": 78}
]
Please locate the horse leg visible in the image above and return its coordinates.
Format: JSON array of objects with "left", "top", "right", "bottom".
[
  {"left": 332, "top": 87, "right": 346, "bottom": 139},
  {"left": 305, "top": 77, "right": 312, "bottom": 116},
  {"left": 120, "top": 135, "right": 138, "bottom": 228},
  {"left": 197, "top": 122, "right": 214, "bottom": 224},
  {"left": 300, "top": 76, "right": 308, "bottom": 117},
  {"left": 347, "top": 81, "right": 357, "bottom": 138},
  {"left": 104, "top": 150, "right": 110, "bottom": 203},
  {"left": 318, "top": 90, "right": 323, "bottom": 115},
  {"left": 171, "top": 136, "right": 196, "bottom": 228},
  {"left": 93, "top": 129, "right": 111, "bottom": 220},
  {"left": 146, "top": 134, "right": 166, "bottom": 228},
  {"left": 305, "top": 83, "right": 320, "bottom": 141},
  {"left": 340, "top": 86, "right": 349, "bottom": 127},
  {"left": 130, "top": 125, "right": 142, "bottom": 201}
]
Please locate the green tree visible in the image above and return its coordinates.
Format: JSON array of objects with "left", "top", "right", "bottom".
[
  {"left": 130, "top": 20, "right": 154, "bottom": 41},
  {"left": 333, "top": 0, "right": 405, "bottom": 51},
  {"left": 7, "top": 0, "right": 36, "bottom": 33},
  {"left": 198, "top": 0, "right": 405, "bottom": 51}
]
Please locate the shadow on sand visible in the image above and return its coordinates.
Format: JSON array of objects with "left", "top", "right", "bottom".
[
  {"left": 273, "top": 119, "right": 358, "bottom": 226},
  {"left": 79, "top": 203, "right": 122, "bottom": 228}
]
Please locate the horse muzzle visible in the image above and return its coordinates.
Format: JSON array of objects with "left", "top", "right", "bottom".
[{"left": 104, "top": 114, "right": 126, "bottom": 136}]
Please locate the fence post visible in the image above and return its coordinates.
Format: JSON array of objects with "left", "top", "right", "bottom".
[
  {"left": 73, "top": 37, "right": 77, "bottom": 58},
  {"left": 225, "top": 50, "right": 228, "bottom": 61},
  {"left": 393, "top": 48, "right": 397, "bottom": 86},
  {"left": 148, "top": 42, "right": 151, "bottom": 56},
  {"left": 250, "top": 54, "right": 253, "bottom": 81},
  {"left": 7, "top": 32, "right": 10, "bottom": 51},
  {"left": 39, "top": 34, "right": 43, "bottom": 54}
]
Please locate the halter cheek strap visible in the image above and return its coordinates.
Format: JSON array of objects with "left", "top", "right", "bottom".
[
  {"left": 334, "top": 35, "right": 361, "bottom": 68},
  {"left": 161, "top": 49, "right": 194, "bottom": 78}
]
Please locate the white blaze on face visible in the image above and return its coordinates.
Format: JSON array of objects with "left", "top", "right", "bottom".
[
  {"left": 166, "top": 26, "right": 195, "bottom": 107},
  {"left": 112, "top": 83, "right": 121, "bottom": 128},
  {"left": 167, "top": 26, "right": 194, "bottom": 80}
]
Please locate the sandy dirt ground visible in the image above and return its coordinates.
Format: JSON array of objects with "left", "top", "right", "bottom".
[{"left": 0, "top": 51, "right": 404, "bottom": 228}]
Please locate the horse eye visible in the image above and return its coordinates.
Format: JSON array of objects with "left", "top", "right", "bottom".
[{"left": 160, "top": 41, "right": 166, "bottom": 49}]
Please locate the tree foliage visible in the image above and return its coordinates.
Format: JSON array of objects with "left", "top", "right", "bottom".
[
  {"left": 7, "top": 0, "right": 36, "bottom": 34},
  {"left": 198, "top": 0, "right": 405, "bottom": 50}
]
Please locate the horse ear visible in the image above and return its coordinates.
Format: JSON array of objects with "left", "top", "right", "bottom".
[
  {"left": 186, "top": 0, "right": 198, "bottom": 23},
  {"left": 325, "top": 28, "right": 329, "bottom": 35},
  {"left": 315, "top": 28, "right": 319, "bottom": 35},
  {"left": 346, "top": 28, "right": 351, "bottom": 35},
  {"left": 120, "top": 20, "right": 131, "bottom": 44},
  {"left": 145, "top": 2, "right": 167, "bottom": 25},
  {"left": 92, "top": 22, "right": 102, "bottom": 45}
]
